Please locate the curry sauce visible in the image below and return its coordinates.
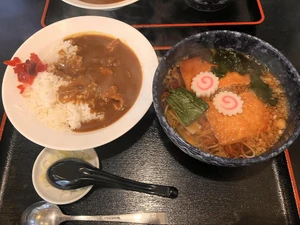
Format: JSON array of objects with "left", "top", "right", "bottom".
[{"left": 53, "top": 34, "right": 142, "bottom": 132}]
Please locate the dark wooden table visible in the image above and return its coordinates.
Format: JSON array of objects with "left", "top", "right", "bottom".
[{"left": 1, "top": 0, "right": 300, "bottom": 224}]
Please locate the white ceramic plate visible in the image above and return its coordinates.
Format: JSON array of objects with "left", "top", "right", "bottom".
[
  {"left": 2, "top": 16, "right": 158, "bottom": 150},
  {"left": 32, "top": 148, "right": 99, "bottom": 205},
  {"left": 61, "top": 0, "right": 139, "bottom": 10}
]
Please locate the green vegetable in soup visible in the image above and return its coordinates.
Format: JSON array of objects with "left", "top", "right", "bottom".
[
  {"left": 166, "top": 87, "right": 209, "bottom": 126},
  {"left": 210, "top": 48, "right": 278, "bottom": 106},
  {"left": 211, "top": 48, "right": 248, "bottom": 77},
  {"left": 210, "top": 48, "right": 267, "bottom": 76},
  {"left": 250, "top": 74, "right": 278, "bottom": 106}
]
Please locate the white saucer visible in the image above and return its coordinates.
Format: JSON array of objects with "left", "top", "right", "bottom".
[{"left": 32, "top": 147, "right": 99, "bottom": 205}]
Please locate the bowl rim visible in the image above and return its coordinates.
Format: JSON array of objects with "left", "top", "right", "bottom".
[
  {"left": 184, "top": 0, "right": 233, "bottom": 12},
  {"left": 2, "top": 16, "right": 158, "bottom": 151},
  {"left": 61, "top": 0, "right": 139, "bottom": 10},
  {"left": 153, "top": 30, "right": 300, "bottom": 166}
]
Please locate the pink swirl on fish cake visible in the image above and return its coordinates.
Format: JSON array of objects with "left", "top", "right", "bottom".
[
  {"left": 196, "top": 76, "right": 214, "bottom": 91},
  {"left": 221, "top": 95, "right": 238, "bottom": 110},
  {"left": 213, "top": 91, "right": 244, "bottom": 116},
  {"left": 191, "top": 72, "right": 219, "bottom": 97}
]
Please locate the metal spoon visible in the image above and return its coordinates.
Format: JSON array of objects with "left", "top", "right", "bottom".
[
  {"left": 21, "top": 201, "right": 167, "bottom": 225},
  {"left": 47, "top": 158, "right": 178, "bottom": 199}
]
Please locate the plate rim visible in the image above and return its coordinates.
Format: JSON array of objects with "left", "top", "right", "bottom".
[
  {"left": 2, "top": 16, "right": 158, "bottom": 150},
  {"left": 61, "top": 0, "right": 139, "bottom": 10}
]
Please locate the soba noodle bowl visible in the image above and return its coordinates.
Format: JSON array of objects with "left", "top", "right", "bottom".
[{"left": 161, "top": 48, "right": 288, "bottom": 159}]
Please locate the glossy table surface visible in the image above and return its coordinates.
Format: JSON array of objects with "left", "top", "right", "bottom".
[{"left": 0, "top": 0, "right": 300, "bottom": 224}]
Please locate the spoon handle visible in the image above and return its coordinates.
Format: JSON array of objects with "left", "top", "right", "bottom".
[
  {"left": 63, "top": 213, "right": 167, "bottom": 224},
  {"left": 81, "top": 168, "right": 178, "bottom": 198}
]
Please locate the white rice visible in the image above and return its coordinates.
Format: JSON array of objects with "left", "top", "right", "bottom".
[
  {"left": 23, "top": 41, "right": 104, "bottom": 132},
  {"left": 42, "top": 40, "right": 78, "bottom": 64}
]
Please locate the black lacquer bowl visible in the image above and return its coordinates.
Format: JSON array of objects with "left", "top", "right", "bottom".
[
  {"left": 184, "top": 0, "right": 233, "bottom": 12},
  {"left": 153, "top": 30, "right": 300, "bottom": 167}
]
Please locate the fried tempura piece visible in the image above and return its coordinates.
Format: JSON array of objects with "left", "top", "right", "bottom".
[
  {"left": 180, "top": 57, "right": 214, "bottom": 91},
  {"left": 206, "top": 91, "right": 270, "bottom": 145}
]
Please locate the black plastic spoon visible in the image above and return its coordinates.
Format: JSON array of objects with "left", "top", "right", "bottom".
[{"left": 47, "top": 158, "right": 178, "bottom": 199}]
